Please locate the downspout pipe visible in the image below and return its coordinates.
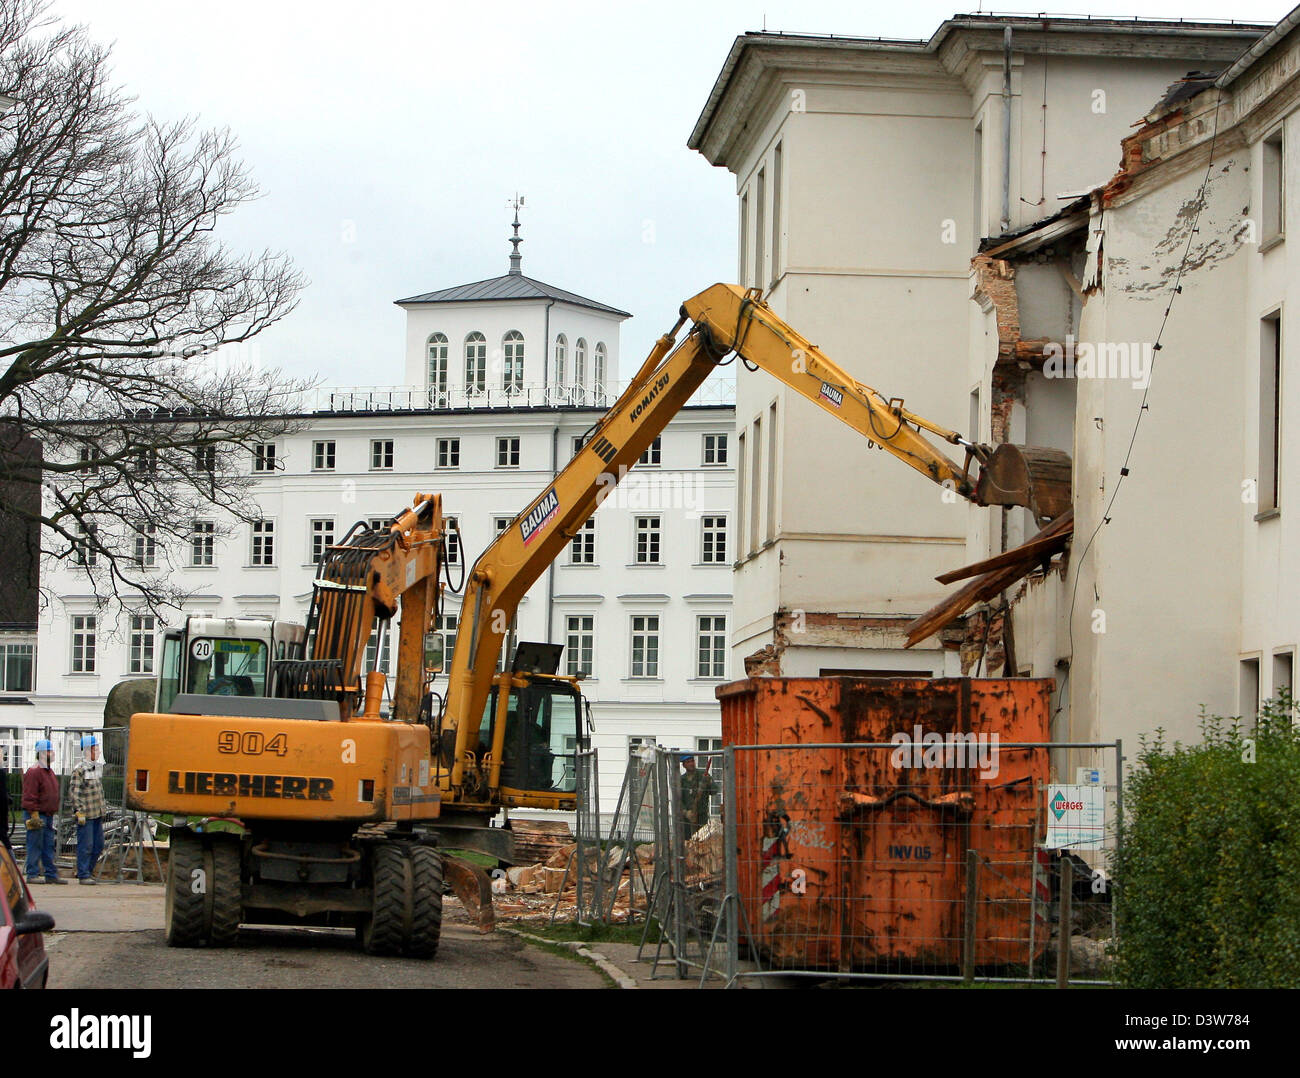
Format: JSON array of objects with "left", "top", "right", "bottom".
[{"left": 1001, "top": 24, "right": 1012, "bottom": 233}]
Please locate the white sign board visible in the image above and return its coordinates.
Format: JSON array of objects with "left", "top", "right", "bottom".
[
  {"left": 1046, "top": 784, "right": 1105, "bottom": 850},
  {"left": 1076, "top": 766, "right": 1103, "bottom": 786}
]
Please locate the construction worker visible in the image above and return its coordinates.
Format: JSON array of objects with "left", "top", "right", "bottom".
[
  {"left": 679, "top": 753, "right": 715, "bottom": 839},
  {"left": 21, "top": 739, "right": 65, "bottom": 884},
  {"left": 70, "top": 734, "right": 106, "bottom": 885}
]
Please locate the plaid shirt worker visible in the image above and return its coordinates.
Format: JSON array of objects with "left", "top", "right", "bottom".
[{"left": 69, "top": 761, "right": 106, "bottom": 820}]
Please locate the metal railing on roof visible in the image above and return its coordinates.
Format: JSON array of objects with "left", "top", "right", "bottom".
[{"left": 310, "top": 379, "right": 736, "bottom": 414}]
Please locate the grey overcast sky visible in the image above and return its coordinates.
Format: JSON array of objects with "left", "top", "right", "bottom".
[{"left": 50, "top": 0, "right": 1295, "bottom": 388}]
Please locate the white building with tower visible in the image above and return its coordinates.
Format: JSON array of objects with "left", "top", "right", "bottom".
[{"left": 16, "top": 215, "right": 736, "bottom": 808}]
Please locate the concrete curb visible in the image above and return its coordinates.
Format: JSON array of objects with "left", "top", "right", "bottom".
[{"left": 500, "top": 928, "right": 638, "bottom": 989}]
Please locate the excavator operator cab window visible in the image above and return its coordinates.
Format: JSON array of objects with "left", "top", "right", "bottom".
[
  {"left": 500, "top": 682, "right": 579, "bottom": 794},
  {"left": 184, "top": 638, "right": 269, "bottom": 698},
  {"left": 157, "top": 631, "right": 183, "bottom": 712},
  {"left": 478, "top": 688, "right": 508, "bottom": 762}
]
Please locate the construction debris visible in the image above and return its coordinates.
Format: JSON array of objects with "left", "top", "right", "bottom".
[
  {"left": 462, "top": 820, "right": 726, "bottom": 930},
  {"left": 509, "top": 819, "right": 574, "bottom": 865},
  {"left": 904, "top": 508, "right": 1074, "bottom": 649}
]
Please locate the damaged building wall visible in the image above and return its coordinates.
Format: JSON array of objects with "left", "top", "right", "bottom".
[
  {"left": 950, "top": 45, "right": 1300, "bottom": 750},
  {"left": 745, "top": 610, "right": 964, "bottom": 678},
  {"left": 972, "top": 248, "right": 1082, "bottom": 547},
  {"left": 960, "top": 239, "right": 1081, "bottom": 684},
  {"left": 1064, "top": 96, "right": 1251, "bottom": 746},
  {"left": 691, "top": 18, "right": 1270, "bottom": 679}
]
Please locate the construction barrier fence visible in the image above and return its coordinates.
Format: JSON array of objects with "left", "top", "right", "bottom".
[
  {"left": 2, "top": 725, "right": 160, "bottom": 881},
  {"left": 713, "top": 740, "right": 1122, "bottom": 986},
  {"left": 631, "top": 746, "right": 728, "bottom": 982},
  {"left": 593, "top": 740, "right": 1120, "bottom": 986}
]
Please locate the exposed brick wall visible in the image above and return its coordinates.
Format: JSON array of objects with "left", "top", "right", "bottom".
[{"left": 973, "top": 255, "right": 1019, "bottom": 365}]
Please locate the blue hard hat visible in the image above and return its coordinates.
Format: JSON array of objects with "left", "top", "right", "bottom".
[
  {"left": 80, "top": 734, "right": 99, "bottom": 749},
  {"left": 35, "top": 739, "right": 52, "bottom": 753}
]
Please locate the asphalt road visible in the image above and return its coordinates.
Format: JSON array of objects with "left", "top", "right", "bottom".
[{"left": 36, "top": 883, "right": 606, "bottom": 989}]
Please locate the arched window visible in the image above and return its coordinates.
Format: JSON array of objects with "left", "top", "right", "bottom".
[
  {"left": 594, "top": 342, "right": 607, "bottom": 401},
  {"left": 554, "top": 334, "right": 567, "bottom": 386},
  {"left": 465, "top": 332, "right": 486, "bottom": 393},
  {"left": 502, "top": 331, "right": 524, "bottom": 392},
  {"left": 574, "top": 338, "right": 587, "bottom": 389},
  {"left": 427, "top": 333, "right": 449, "bottom": 392}
]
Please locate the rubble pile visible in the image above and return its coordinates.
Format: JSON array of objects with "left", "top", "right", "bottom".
[
  {"left": 479, "top": 820, "right": 725, "bottom": 927},
  {"left": 509, "top": 819, "right": 574, "bottom": 865},
  {"left": 483, "top": 840, "right": 653, "bottom": 924}
]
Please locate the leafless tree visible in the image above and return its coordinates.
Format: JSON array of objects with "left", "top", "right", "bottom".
[{"left": 0, "top": 1, "right": 311, "bottom": 618}]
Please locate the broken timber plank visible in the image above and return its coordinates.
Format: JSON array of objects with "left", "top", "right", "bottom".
[
  {"left": 935, "top": 509, "right": 1074, "bottom": 584},
  {"left": 905, "top": 511, "right": 1075, "bottom": 648}
]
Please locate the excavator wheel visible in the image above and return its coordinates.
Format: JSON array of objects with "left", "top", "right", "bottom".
[
  {"left": 406, "top": 846, "right": 444, "bottom": 960},
  {"left": 206, "top": 836, "right": 243, "bottom": 947},
  {"left": 361, "top": 843, "right": 408, "bottom": 957},
  {"left": 164, "top": 830, "right": 206, "bottom": 947}
]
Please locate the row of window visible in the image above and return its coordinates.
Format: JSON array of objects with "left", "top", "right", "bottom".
[
  {"left": 429, "top": 612, "right": 728, "bottom": 682},
  {"left": 77, "top": 445, "right": 219, "bottom": 475},
  {"left": 427, "top": 333, "right": 609, "bottom": 393},
  {"left": 75, "top": 511, "right": 730, "bottom": 572},
  {"left": 76, "top": 432, "right": 732, "bottom": 480},
  {"left": 61, "top": 610, "right": 727, "bottom": 681},
  {"left": 283, "top": 432, "right": 728, "bottom": 475},
  {"left": 439, "top": 513, "right": 729, "bottom": 567}
]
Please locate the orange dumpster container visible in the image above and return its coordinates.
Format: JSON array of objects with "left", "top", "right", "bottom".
[{"left": 717, "top": 677, "right": 1051, "bottom": 972}]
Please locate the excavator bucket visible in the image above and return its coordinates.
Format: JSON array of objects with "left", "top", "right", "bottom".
[
  {"left": 975, "top": 444, "right": 1072, "bottom": 522},
  {"left": 443, "top": 854, "right": 496, "bottom": 933}
]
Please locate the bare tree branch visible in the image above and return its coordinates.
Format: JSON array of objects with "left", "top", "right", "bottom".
[{"left": 0, "top": 0, "right": 310, "bottom": 618}]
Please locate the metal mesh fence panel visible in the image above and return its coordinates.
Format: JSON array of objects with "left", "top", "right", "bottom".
[
  {"left": 721, "top": 741, "right": 1121, "bottom": 986},
  {"left": 559, "top": 748, "right": 604, "bottom": 924},
  {"left": 638, "top": 747, "right": 728, "bottom": 983},
  {"left": 6, "top": 725, "right": 131, "bottom": 873},
  {"left": 597, "top": 749, "right": 659, "bottom": 923}
]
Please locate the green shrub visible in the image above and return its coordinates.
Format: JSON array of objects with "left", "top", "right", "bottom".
[{"left": 1113, "top": 699, "right": 1300, "bottom": 987}]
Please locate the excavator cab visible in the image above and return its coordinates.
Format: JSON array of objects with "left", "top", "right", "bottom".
[
  {"left": 499, "top": 677, "right": 581, "bottom": 794},
  {"left": 479, "top": 676, "right": 583, "bottom": 800},
  {"left": 155, "top": 616, "right": 306, "bottom": 712}
]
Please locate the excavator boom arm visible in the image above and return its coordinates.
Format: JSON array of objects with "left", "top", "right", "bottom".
[
  {"left": 684, "top": 285, "right": 979, "bottom": 495},
  {"left": 441, "top": 284, "right": 983, "bottom": 787}
]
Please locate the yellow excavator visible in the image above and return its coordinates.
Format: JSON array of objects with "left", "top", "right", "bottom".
[{"left": 125, "top": 284, "right": 1069, "bottom": 957}]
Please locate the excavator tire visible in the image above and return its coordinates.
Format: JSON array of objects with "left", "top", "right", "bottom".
[
  {"left": 406, "top": 846, "right": 443, "bottom": 960},
  {"left": 165, "top": 830, "right": 206, "bottom": 948},
  {"left": 207, "top": 836, "right": 242, "bottom": 947},
  {"left": 362, "top": 843, "right": 408, "bottom": 956}
]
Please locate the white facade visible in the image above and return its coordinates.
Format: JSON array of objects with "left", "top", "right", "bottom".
[
  {"left": 18, "top": 264, "right": 737, "bottom": 810},
  {"left": 689, "top": 16, "right": 1268, "bottom": 690}
]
